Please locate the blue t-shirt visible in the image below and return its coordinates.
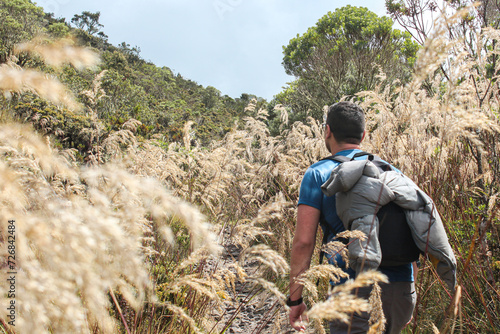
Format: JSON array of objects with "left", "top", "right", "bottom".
[{"left": 298, "top": 149, "right": 413, "bottom": 284}]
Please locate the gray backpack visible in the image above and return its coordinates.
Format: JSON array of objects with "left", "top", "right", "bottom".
[{"left": 321, "top": 151, "right": 421, "bottom": 267}]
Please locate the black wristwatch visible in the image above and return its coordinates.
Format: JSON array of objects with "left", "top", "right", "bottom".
[{"left": 286, "top": 296, "right": 303, "bottom": 307}]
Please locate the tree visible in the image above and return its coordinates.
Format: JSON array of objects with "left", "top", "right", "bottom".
[
  {"left": 201, "top": 86, "right": 221, "bottom": 109},
  {"left": 477, "top": 0, "right": 500, "bottom": 28},
  {"left": 385, "top": 0, "right": 439, "bottom": 45},
  {"left": 71, "top": 11, "right": 108, "bottom": 40},
  {"left": 387, "top": 0, "right": 500, "bottom": 43},
  {"left": 0, "top": 0, "right": 45, "bottom": 63},
  {"left": 280, "top": 5, "right": 419, "bottom": 119},
  {"left": 118, "top": 42, "right": 141, "bottom": 62},
  {"left": 386, "top": 1, "right": 500, "bottom": 79},
  {"left": 48, "top": 22, "right": 70, "bottom": 38}
]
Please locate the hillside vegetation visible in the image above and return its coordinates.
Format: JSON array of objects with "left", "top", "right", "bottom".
[
  {"left": 0, "top": 1, "right": 499, "bottom": 334},
  {"left": 1, "top": 0, "right": 268, "bottom": 157}
]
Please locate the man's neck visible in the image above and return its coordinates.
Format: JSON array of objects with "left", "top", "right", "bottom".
[{"left": 330, "top": 143, "right": 361, "bottom": 155}]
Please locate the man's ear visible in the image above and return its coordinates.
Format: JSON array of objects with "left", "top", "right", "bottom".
[
  {"left": 361, "top": 130, "right": 366, "bottom": 142},
  {"left": 325, "top": 124, "right": 332, "bottom": 138}
]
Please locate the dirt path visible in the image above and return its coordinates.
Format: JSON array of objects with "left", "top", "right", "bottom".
[{"left": 206, "top": 237, "right": 318, "bottom": 334}]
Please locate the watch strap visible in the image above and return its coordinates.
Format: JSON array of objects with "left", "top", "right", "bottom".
[{"left": 286, "top": 296, "right": 303, "bottom": 307}]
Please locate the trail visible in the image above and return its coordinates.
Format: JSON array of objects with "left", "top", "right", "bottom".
[{"left": 206, "top": 235, "right": 317, "bottom": 334}]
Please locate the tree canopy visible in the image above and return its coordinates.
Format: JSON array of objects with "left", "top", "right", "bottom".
[
  {"left": 279, "top": 5, "right": 419, "bottom": 120},
  {"left": 71, "top": 11, "right": 108, "bottom": 40},
  {"left": 0, "top": 0, "right": 44, "bottom": 63}
]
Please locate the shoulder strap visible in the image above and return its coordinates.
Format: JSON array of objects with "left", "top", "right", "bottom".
[
  {"left": 321, "top": 151, "right": 374, "bottom": 163},
  {"left": 321, "top": 151, "right": 396, "bottom": 172}
]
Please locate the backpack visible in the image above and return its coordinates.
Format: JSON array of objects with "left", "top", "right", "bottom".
[{"left": 320, "top": 151, "right": 422, "bottom": 267}]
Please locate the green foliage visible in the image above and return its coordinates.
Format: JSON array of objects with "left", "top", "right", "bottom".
[
  {"left": 0, "top": 2, "right": 266, "bottom": 156},
  {"left": 280, "top": 5, "right": 419, "bottom": 120},
  {"left": 47, "top": 22, "right": 70, "bottom": 38},
  {"left": 0, "top": 0, "right": 45, "bottom": 63},
  {"left": 13, "top": 98, "right": 92, "bottom": 153},
  {"left": 70, "top": 11, "right": 108, "bottom": 40}
]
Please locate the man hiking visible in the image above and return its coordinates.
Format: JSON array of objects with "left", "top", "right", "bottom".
[{"left": 287, "top": 101, "right": 417, "bottom": 333}]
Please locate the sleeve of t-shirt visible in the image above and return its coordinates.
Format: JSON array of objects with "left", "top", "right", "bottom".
[{"left": 297, "top": 167, "right": 323, "bottom": 210}]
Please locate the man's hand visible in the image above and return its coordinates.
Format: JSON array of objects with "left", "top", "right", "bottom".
[{"left": 289, "top": 302, "right": 308, "bottom": 331}]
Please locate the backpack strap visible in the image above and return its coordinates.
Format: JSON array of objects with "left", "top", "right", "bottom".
[
  {"left": 317, "top": 216, "right": 348, "bottom": 286},
  {"left": 318, "top": 223, "right": 329, "bottom": 265},
  {"left": 322, "top": 151, "right": 396, "bottom": 172},
  {"left": 322, "top": 151, "right": 374, "bottom": 163}
]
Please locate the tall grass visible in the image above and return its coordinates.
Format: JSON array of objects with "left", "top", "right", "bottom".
[
  {"left": 357, "top": 6, "right": 500, "bottom": 332},
  {"left": 1, "top": 4, "right": 500, "bottom": 333}
]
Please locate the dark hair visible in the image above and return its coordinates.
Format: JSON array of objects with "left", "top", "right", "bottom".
[{"left": 326, "top": 101, "right": 365, "bottom": 144}]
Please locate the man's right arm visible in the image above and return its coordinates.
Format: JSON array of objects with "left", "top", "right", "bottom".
[{"left": 289, "top": 204, "right": 320, "bottom": 331}]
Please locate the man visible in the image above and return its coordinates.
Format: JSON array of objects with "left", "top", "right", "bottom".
[{"left": 288, "top": 101, "right": 416, "bottom": 333}]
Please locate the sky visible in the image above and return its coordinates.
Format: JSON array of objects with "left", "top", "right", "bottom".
[{"left": 36, "top": 0, "right": 390, "bottom": 101}]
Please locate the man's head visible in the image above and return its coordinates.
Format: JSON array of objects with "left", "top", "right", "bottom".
[{"left": 325, "top": 101, "right": 365, "bottom": 145}]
